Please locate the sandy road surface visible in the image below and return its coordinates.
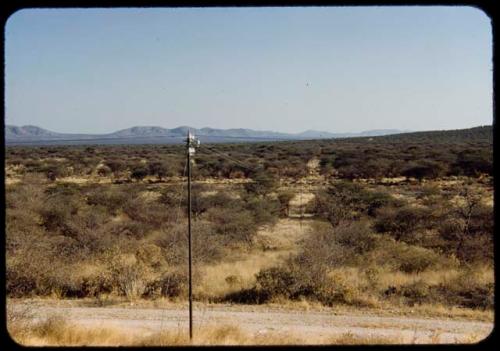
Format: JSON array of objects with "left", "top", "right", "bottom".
[{"left": 10, "top": 302, "right": 492, "bottom": 344}]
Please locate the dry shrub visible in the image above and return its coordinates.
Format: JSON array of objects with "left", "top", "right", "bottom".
[
  {"left": 374, "top": 205, "right": 432, "bottom": 243},
  {"left": 436, "top": 269, "right": 494, "bottom": 310},
  {"left": 205, "top": 206, "right": 256, "bottom": 244},
  {"left": 86, "top": 186, "right": 128, "bottom": 214},
  {"left": 395, "top": 245, "right": 442, "bottom": 274},
  {"left": 123, "top": 197, "right": 170, "bottom": 228},
  {"left": 255, "top": 267, "right": 297, "bottom": 300},
  {"left": 143, "top": 271, "right": 187, "bottom": 299},
  {"left": 154, "top": 220, "right": 224, "bottom": 266},
  {"left": 135, "top": 243, "right": 166, "bottom": 270},
  {"left": 321, "top": 269, "right": 379, "bottom": 307},
  {"left": 108, "top": 256, "right": 148, "bottom": 300},
  {"left": 367, "top": 238, "right": 453, "bottom": 274},
  {"left": 398, "top": 280, "right": 435, "bottom": 305},
  {"left": 109, "top": 220, "right": 151, "bottom": 239}
]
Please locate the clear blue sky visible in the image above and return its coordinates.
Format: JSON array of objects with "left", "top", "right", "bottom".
[{"left": 5, "top": 6, "right": 492, "bottom": 134}]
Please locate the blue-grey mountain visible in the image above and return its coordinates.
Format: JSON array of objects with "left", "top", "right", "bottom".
[{"left": 5, "top": 125, "right": 410, "bottom": 145}]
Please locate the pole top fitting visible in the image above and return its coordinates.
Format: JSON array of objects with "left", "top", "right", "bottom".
[{"left": 187, "top": 130, "right": 200, "bottom": 156}]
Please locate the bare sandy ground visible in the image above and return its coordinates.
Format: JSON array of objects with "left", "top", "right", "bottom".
[{"left": 9, "top": 301, "right": 493, "bottom": 344}]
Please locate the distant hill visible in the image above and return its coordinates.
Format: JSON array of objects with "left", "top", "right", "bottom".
[
  {"left": 6, "top": 125, "right": 61, "bottom": 138},
  {"left": 362, "top": 125, "right": 492, "bottom": 144},
  {"left": 4, "top": 125, "right": 410, "bottom": 145}
]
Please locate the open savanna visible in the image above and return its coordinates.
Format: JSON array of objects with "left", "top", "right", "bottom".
[{"left": 5, "top": 126, "right": 493, "bottom": 345}]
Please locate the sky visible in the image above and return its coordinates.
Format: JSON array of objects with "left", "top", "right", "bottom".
[{"left": 4, "top": 6, "right": 493, "bottom": 134}]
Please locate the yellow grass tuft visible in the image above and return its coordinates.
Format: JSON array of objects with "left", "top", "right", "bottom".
[{"left": 329, "top": 332, "right": 403, "bottom": 345}]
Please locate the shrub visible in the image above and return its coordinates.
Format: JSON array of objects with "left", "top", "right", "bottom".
[
  {"left": 86, "top": 187, "right": 129, "bottom": 215},
  {"left": 105, "top": 159, "right": 127, "bottom": 175},
  {"left": 395, "top": 245, "right": 441, "bottom": 273},
  {"left": 6, "top": 267, "right": 37, "bottom": 297},
  {"left": 109, "top": 257, "right": 148, "bottom": 300},
  {"left": 39, "top": 200, "right": 74, "bottom": 233},
  {"left": 45, "top": 183, "right": 81, "bottom": 197},
  {"left": 206, "top": 207, "right": 256, "bottom": 244},
  {"left": 296, "top": 221, "right": 349, "bottom": 269},
  {"left": 135, "top": 244, "right": 165, "bottom": 270},
  {"left": 437, "top": 194, "right": 493, "bottom": 263},
  {"left": 401, "top": 161, "right": 446, "bottom": 180},
  {"left": 244, "top": 195, "right": 280, "bottom": 226},
  {"left": 313, "top": 181, "right": 394, "bottom": 225},
  {"left": 244, "top": 171, "right": 278, "bottom": 196},
  {"left": 158, "top": 186, "right": 184, "bottom": 207},
  {"left": 154, "top": 220, "right": 223, "bottom": 265},
  {"left": 374, "top": 205, "right": 432, "bottom": 243},
  {"left": 277, "top": 190, "right": 295, "bottom": 217},
  {"left": 255, "top": 267, "right": 298, "bottom": 300},
  {"left": 123, "top": 198, "right": 170, "bottom": 228},
  {"left": 221, "top": 287, "right": 268, "bottom": 304},
  {"left": 41, "top": 164, "right": 69, "bottom": 181},
  {"left": 130, "top": 166, "right": 148, "bottom": 181},
  {"left": 451, "top": 150, "right": 492, "bottom": 176},
  {"left": 97, "top": 165, "right": 112, "bottom": 177},
  {"left": 148, "top": 162, "right": 169, "bottom": 181},
  {"left": 143, "top": 272, "right": 186, "bottom": 298},
  {"left": 334, "top": 221, "right": 377, "bottom": 256},
  {"left": 399, "top": 281, "right": 433, "bottom": 305},
  {"left": 109, "top": 220, "right": 151, "bottom": 239}
]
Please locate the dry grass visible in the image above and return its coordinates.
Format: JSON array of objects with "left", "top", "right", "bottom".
[
  {"left": 137, "top": 190, "right": 162, "bottom": 202},
  {"left": 10, "top": 314, "right": 425, "bottom": 346},
  {"left": 329, "top": 332, "right": 403, "bottom": 344},
  {"left": 403, "top": 303, "right": 493, "bottom": 322},
  {"left": 377, "top": 268, "right": 462, "bottom": 288},
  {"left": 196, "top": 218, "right": 312, "bottom": 299},
  {"left": 5, "top": 177, "right": 22, "bottom": 185},
  {"left": 196, "top": 252, "right": 285, "bottom": 298},
  {"left": 8, "top": 314, "right": 307, "bottom": 346}
]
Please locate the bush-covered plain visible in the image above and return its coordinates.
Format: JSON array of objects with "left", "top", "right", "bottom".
[{"left": 5, "top": 126, "right": 493, "bottom": 315}]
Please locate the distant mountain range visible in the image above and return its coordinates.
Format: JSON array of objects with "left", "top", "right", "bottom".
[{"left": 5, "top": 125, "right": 411, "bottom": 145}]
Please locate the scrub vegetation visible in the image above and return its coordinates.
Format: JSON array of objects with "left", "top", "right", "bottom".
[{"left": 5, "top": 126, "right": 493, "bottom": 345}]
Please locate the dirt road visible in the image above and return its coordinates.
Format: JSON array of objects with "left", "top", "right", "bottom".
[{"left": 10, "top": 301, "right": 492, "bottom": 344}]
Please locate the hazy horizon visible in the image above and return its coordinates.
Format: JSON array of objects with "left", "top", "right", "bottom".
[
  {"left": 5, "top": 122, "right": 491, "bottom": 136},
  {"left": 5, "top": 7, "right": 493, "bottom": 134}
]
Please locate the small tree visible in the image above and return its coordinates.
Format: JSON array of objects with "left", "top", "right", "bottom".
[
  {"left": 44, "top": 164, "right": 67, "bottom": 181},
  {"left": 97, "top": 165, "right": 112, "bottom": 177},
  {"left": 130, "top": 166, "right": 148, "bottom": 182},
  {"left": 105, "top": 159, "right": 126, "bottom": 179},
  {"left": 438, "top": 187, "right": 492, "bottom": 262},
  {"left": 148, "top": 162, "right": 168, "bottom": 181}
]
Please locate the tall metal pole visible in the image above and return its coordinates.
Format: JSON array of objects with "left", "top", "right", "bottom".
[{"left": 187, "top": 131, "right": 193, "bottom": 340}]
